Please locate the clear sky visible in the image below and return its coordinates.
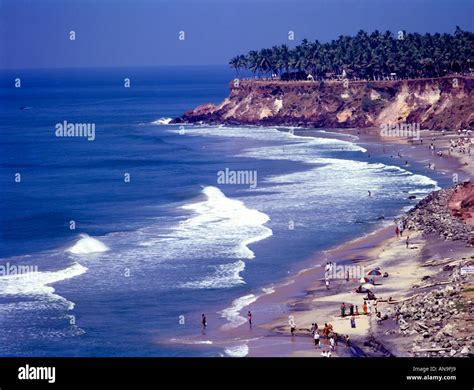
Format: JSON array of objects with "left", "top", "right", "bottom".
[{"left": 0, "top": 0, "right": 472, "bottom": 69}]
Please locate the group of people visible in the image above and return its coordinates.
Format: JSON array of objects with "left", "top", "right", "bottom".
[
  {"left": 450, "top": 130, "right": 473, "bottom": 156},
  {"left": 310, "top": 322, "right": 340, "bottom": 354}
]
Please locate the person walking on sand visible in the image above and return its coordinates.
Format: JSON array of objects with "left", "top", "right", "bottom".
[
  {"left": 340, "top": 302, "right": 346, "bottom": 317},
  {"left": 247, "top": 311, "right": 252, "bottom": 327},
  {"left": 367, "top": 300, "right": 372, "bottom": 315},
  {"left": 289, "top": 317, "right": 296, "bottom": 337},
  {"left": 362, "top": 301, "right": 368, "bottom": 315},
  {"left": 314, "top": 331, "right": 320, "bottom": 348},
  {"left": 202, "top": 314, "right": 207, "bottom": 328},
  {"left": 355, "top": 305, "right": 360, "bottom": 315},
  {"left": 350, "top": 315, "right": 356, "bottom": 328},
  {"left": 323, "top": 323, "right": 329, "bottom": 338},
  {"left": 395, "top": 225, "right": 400, "bottom": 237},
  {"left": 406, "top": 236, "right": 410, "bottom": 249},
  {"left": 329, "top": 335, "right": 335, "bottom": 351},
  {"left": 349, "top": 303, "right": 354, "bottom": 316}
]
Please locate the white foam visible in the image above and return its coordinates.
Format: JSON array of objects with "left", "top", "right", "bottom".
[
  {"left": 224, "top": 344, "right": 249, "bottom": 357},
  {"left": 219, "top": 294, "right": 257, "bottom": 329},
  {"left": 180, "top": 260, "right": 246, "bottom": 289},
  {"left": 169, "top": 338, "right": 213, "bottom": 345},
  {"left": 66, "top": 234, "right": 109, "bottom": 255},
  {"left": 169, "top": 125, "right": 366, "bottom": 153},
  {"left": 140, "top": 186, "right": 272, "bottom": 264},
  {"left": 261, "top": 286, "right": 275, "bottom": 295},
  {"left": 151, "top": 117, "right": 173, "bottom": 125},
  {"left": 0, "top": 262, "right": 88, "bottom": 310}
]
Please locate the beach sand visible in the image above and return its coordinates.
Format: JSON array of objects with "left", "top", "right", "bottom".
[{"left": 217, "top": 127, "right": 473, "bottom": 357}]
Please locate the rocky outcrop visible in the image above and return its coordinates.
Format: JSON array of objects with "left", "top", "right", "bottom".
[
  {"left": 397, "top": 182, "right": 474, "bottom": 242},
  {"left": 175, "top": 76, "right": 474, "bottom": 130},
  {"left": 386, "top": 261, "right": 474, "bottom": 357}
]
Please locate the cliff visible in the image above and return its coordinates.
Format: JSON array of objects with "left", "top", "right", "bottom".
[{"left": 175, "top": 76, "right": 474, "bottom": 130}]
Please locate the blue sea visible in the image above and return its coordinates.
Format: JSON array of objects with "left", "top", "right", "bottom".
[{"left": 0, "top": 66, "right": 447, "bottom": 356}]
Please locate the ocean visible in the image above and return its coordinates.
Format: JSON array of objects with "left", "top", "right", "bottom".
[{"left": 0, "top": 66, "right": 447, "bottom": 356}]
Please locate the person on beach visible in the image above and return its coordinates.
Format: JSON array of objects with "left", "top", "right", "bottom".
[
  {"left": 329, "top": 336, "right": 335, "bottom": 351},
  {"left": 247, "top": 311, "right": 252, "bottom": 327},
  {"left": 367, "top": 300, "right": 372, "bottom": 315},
  {"left": 355, "top": 305, "right": 359, "bottom": 315},
  {"left": 314, "top": 331, "right": 320, "bottom": 348},
  {"left": 362, "top": 301, "right": 368, "bottom": 315},
  {"left": 349, "top": 303, "right": 354, "bottom": 316},
  {"left": 345, "top": 335, "right": 350, "bottom": 347},
  {"left": 289, "top": 317, "right": 296, "bottom": 336},
  {"left": 323, "top": 323, "right": 329, "bottom": 338},
  {"left": 350, "top": 315, "right": 356, "bottom": 328},
  {"left": 406, "top": 236, "right": 410, "bottom": 248},
  {"left": 374, "top": 300, "right": 378, "bottom": 314},
  {"left": 340, "top": 302, "right": 346, "bottom": 317},
  {"left": 202, "top": 314, "right": 207, "bottom": 328},
  {"left": 395, "top": 307, "right": 401, "bottom": 323},
  {"left": 395, "top": 225, "right": 400, "bottom": 237},
  {"left": 325, "top": 276, "right": 330, "bottom": 290}
]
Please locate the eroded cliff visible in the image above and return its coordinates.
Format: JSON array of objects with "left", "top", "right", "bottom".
[{"left": 176, "top": 76, "right": 474, "bottom": 130}]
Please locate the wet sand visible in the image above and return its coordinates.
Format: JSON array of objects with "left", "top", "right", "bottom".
[
  {"left": 160, "top": 126, "right": 472, "bottom": 357},
  {"left": 218, "top": 127, "right": 473, "bottom": 357}
]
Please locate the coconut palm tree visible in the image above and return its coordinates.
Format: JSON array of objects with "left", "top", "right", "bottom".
[{"left": 232, "top": 28, "right": 474, "bottom": 80}]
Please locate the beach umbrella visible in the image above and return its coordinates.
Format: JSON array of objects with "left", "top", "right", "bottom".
[
  {"left": 367, "top": 269, "right": 382, "bottom": 276},
  {"left": 362, "top": 283, "right": 375, "bottom": 290}
]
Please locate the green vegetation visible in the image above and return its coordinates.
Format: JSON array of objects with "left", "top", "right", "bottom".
[{"left": 229, "top": 27, "right": 474, "bottom": 80}]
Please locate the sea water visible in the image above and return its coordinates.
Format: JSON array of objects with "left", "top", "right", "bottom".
[{"left": 0, "top": 66, "right": 447, "bottom": 356}]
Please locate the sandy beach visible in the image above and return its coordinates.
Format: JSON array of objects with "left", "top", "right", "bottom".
[{"left": 214, "top": 127, "right": 474, "bottom": 357}]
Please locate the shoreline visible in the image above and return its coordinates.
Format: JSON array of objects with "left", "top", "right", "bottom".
[
  {"left": 157, "top": 123, "right": 473, "bottom": 357},
  {"left": 213, "top": 126, "right": 473, "bottom": 357}
]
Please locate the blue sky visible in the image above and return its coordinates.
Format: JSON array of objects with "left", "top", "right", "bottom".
[{"left": 0, "top": 0, "right": 472, "bottom": 69}]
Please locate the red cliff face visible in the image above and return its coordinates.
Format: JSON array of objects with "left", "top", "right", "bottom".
[{"left": 177, "top": 76, "right": 474, "bottom": 130}]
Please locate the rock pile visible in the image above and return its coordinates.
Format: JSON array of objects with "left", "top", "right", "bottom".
[
  {"left": 397, "top": 184, "right": 473, "bottom": 242},
  {"left": 387, "top": 262, "right": 473, "bottom": 357}
]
